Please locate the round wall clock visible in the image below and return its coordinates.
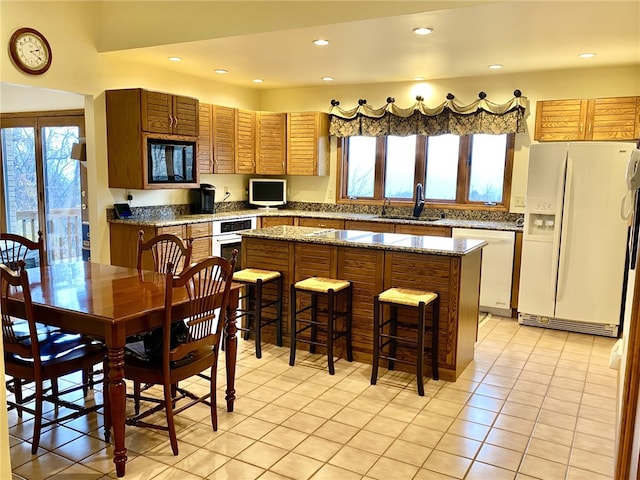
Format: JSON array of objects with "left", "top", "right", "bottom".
[{"left": 9, "top": 27, "right": 52, "bottom": 75}]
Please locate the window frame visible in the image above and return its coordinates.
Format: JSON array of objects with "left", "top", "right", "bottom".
[{"left": 337, "top": 133, "right": 514, "bottom": 211}]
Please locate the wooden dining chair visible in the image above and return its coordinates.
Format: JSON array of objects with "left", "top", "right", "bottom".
[
  {"left": 1, "top": 261, "right": 108, "bottom": 454},
  {"left": 0, "top": 231, "right": 81, "bottom": 403},
  {"left": 0, "top": 230, "right": 46, "bottom": 270},
  {"left": 137, "top": 230, "right": 194, "bottom": 274},
  {"left": 133, "top": 230, "right": 194, "bottom": 404},
  {"left": 124, "top": 251, "right": 237, "bottom": 455}
]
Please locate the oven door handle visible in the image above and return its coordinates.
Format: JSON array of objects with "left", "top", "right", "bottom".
[{"left": 212, "top": 234, "right": 242, "bottom": 244}]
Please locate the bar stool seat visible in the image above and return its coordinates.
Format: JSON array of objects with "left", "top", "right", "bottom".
[
  {"left": 233, "top": 268, "right": 283, "bottom": 358},
  {"left": 289, "top": 276, "right": 353, "bottom": 375},
  {"left": 371, "top": 287, "right": 439, "bottom": 396}
]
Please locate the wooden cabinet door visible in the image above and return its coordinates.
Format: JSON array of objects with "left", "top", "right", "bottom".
[
  {"left": 197, "top": 103, "right": 213, "bottom": 174},
  {"left": 298, "top": 217, "right": 344, "bottom": 229},
  {"left": 534, "top": 99, "right": 588, "bottom": 141},
  {"left": 394, "top": 224, "right": 452, "bottom": 237},
  {"left": 158, "top": 225, "right": 186, "bottom": 238},
  {"left": 236, "top": 109, "right": 256, "bottom": 174},
  {"left": 260, "top": 216, "right": 296, "bottom": 228},
  {"left": 172, "top": 95, "right": 198, "bottom": 136},
  {"left": 344, "top": 220, "right": 395, "bottom": 233},
  {"left": 142, "top": 90, "right": 173, "bottom": 134},
  {"left": 256, "top": 112, "right": 287, "bottom": 174},
  {"left": 287, "top": 111, "right": 329, "bottom": 176},
  {"left": 212, "top": 105, "right": 236, "bottom": 174},
  {"left": 586, "top": 96, "right": 640, "bottom": 141}
]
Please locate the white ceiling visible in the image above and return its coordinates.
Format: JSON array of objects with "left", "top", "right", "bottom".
[{"left": 100, "top": 0, "right": 640, "bottom": 89}]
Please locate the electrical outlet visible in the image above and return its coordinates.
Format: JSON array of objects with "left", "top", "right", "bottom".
[{"left": 515, "top": 195, "right": 525, "bottom": 207}]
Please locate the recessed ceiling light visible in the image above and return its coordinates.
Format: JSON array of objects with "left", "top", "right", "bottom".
[
  {"left": 252, "top": 79, "right": 264, "bottom": 83},
  {"left": 488, "top": 64, "right": 503, "bottom": 69},
  {"left": 313, "top": 39, "right": 330, "bottom": 46},
  {"left": 167, "top": 56, "right": 182, "bottom": 62},
  {"left": 414, "top": 77, "right": 426, "bottom": 81},
  {"left": 321, "top": 76, "right": 334, "bottom": 81},
  {"left": 214, "top": 68, "right": 228, "bottom": 74},
  {"left": 579, "top": 52, "right": 596, "bottom": 58},
  {"left": 413, "top": 27, "right": 433, "bottom": 35}
]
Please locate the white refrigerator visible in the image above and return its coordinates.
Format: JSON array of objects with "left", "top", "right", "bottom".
[{"left": 518, "top": 142, "right": 635, "bottom": 337}]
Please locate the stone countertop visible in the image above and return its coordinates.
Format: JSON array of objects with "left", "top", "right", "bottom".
[
  {"left": 109, "top": 208, "right": 522, "bottom": 232},
  {"left": 240, "top": 225, "right": 487, "bottom": 257}
]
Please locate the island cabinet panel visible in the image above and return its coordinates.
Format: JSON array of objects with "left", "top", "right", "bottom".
[
  {"left": 337, "top": 247, "right": 385, "bottom": 361},
  {"left": 260, "top": 216, "right": 296, "bottom": 228},
  {"left": 344, "top": 220, "right": 395, "bottom": 233},
  {"left": 242, "top": 237, "right": 295, "bottom": 342},
  {"left": 394, "top": 224, "right": 452, "bottom": 237},
  {"left": 298, "top": 218, "right": 345, "bottom": 229},
  {"left": 383, "top": 250, "right": 480, "bottom": 381}
]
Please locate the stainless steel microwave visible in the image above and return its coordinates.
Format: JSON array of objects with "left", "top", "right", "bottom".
[{"left": 144, "top": 135, "right": 197, "bottom": 185}]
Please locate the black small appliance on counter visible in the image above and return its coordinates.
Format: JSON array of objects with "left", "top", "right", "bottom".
[{"left": 191, "top": 183, "right": 216, "bottom": 214}]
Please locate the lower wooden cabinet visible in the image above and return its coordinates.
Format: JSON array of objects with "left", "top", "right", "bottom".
[
  {"left": 298, "top": 217, "right": 344, "bottom": 229},
  {"left": 394, "top": 224, "right": 452, "bottom": 237},
  {"left": 344, "top": 220, "right": 395, "bottom": 233},
  {"left": 186, "top": 222, "right": 212, "bottom": 262},
  {"left": 260, "top": 216, "right": 296, "bottom": 228}
]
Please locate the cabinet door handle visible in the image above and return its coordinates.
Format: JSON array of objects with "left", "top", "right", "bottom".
[
  {"left": 169, "top": 116, "right": 174, "bottom": 127},
  {"left": 174, "top": 116, "right": 178, "bottom": 127}
]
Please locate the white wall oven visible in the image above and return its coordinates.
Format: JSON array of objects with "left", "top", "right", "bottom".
[{"left": 211, "top": 216, "right": 257, "bottom": 270}]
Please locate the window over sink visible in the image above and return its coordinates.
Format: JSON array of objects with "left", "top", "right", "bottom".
[{"left": 339, "top": 133, "right": 514, "bottom": 210}]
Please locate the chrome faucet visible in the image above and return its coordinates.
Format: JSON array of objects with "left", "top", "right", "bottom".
[
  {"left": 381, "top": 197, "right": 391, "bottom": 216},
  {"left": 412, "top": 183, "right": 425, "bottom": 218}
]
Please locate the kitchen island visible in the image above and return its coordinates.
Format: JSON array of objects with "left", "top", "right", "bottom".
[{"left": 240, "top": 225, "right": 486, "bottom": 381}]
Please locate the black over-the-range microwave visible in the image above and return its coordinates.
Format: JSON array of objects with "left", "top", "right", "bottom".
[{"left": 144, "top": 134, "right": 197, "bottom": 185}]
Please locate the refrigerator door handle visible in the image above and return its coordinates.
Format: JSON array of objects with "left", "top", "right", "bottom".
[
  {"left": 549, "top": 155, "right": 568, "bottom": 301},
  {"left": 556, "top": 155, "right": 574, "bottom": 303}
]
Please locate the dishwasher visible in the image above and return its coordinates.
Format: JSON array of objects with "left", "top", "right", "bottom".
[{"left": 452, "top": 228, "right": 515, "bottom": 316}]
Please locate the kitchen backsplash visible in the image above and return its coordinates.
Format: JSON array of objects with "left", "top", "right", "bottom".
[{"left": 107, "top": 201, "right": 520, "bottom": 223}]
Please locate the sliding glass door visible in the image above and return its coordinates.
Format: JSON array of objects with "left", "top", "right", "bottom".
[{"left": 0, "top": 112, "right": 86, "bottom": 264}]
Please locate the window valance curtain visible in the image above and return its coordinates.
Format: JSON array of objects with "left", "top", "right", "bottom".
[{"left": 328, "top": 91, "right": 527, "bottom": 137}]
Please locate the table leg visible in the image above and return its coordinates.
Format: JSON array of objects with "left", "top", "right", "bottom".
[
  {"left": 107, "top": 347, "right": 128, "bottom": 477},
  {"left": 224, "top": 289, "right": 239, "bottom": 412}
]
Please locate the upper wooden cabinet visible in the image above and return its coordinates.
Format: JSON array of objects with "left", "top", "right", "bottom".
[
  {"left": 197, "top": 103, "right": 213, "bottom": 173},
  {"left": 535, "top": 96, "right": 640, "bottom": 142},
  {"left": 287, "top": 112, "right": 330, "bottom": 176},
  {"left": 106, "top": 88, "right": 199, "bottom": 189},
  {"left": 235, "top": 109, "right": 256, "bottom": 174},
  {"left": 212, "top": 105, "right": 236, "bottom": 174},
  {"left": 256, "top": 112, "right": 287, "bottom": 175},
  {"left": 141, "top": 89, "right": 198, "bottom": 136}
]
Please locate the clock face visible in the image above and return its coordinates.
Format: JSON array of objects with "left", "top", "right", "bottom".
[{"left": 9, "top": 28, "right": 52, "bottom": 75}]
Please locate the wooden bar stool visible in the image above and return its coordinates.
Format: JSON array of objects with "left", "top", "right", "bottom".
[
  {"left": 232, "top": 268, "right": 283, "bottom": 358},
  {"left": 289, "top": 277, "right": 353, "bottom": 375},
  {"left": 371, "top": 287, "right": 439, "bottom": 396}
]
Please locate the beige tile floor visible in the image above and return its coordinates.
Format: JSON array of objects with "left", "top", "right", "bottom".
[{"left": 7, "top": 315, "right": 618, "bottom": 479}]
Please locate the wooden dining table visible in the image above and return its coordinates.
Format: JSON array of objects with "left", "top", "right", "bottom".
[{"left": 5, "top": 261, "right": 241, "bottom": 477}]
